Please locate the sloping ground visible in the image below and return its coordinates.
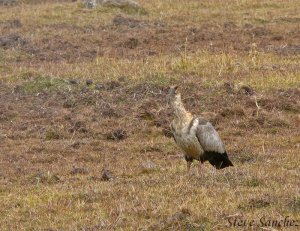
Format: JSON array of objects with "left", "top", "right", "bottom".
[{"left": 0, "top": 0, "right": 299, "bottom": 230}]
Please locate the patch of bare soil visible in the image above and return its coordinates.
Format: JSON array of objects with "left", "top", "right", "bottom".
[
  {"left": 0, "top": 33, "right": 26, "bottom": 48},
  {"left": 266, "top": 44, "right": 300, "bottom": 55},
  {"left": 112, "top": 14, "right": 147, "bottom": 28},
  {"left": 23, "top": 35, "right": 98, "bottom": 62},
  {"left": 0, "top": 19, "right": 22, "bottom": 29}
]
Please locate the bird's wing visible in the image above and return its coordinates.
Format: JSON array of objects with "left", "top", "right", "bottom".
[{"left": 195, "top": 118, "right": 225, "bottom": 153}]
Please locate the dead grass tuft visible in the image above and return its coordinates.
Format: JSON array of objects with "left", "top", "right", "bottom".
[
  {"left": 27, "top": 171, "right": 60, "bottom": 184},
  {"left": 105, "top": 129, "right": 127, "bottom": 141}
]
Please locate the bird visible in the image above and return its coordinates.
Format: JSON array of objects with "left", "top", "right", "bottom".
[{"left": 167, "top": 85, "right": 233, "bottom": 172}]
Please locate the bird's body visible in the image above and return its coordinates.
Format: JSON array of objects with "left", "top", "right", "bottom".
[
  {"left": 171, "top": 116, "right": 203, "bottom": 160},
  {"left": 168, "top": 86, "right": 233, "bottom": 171}
]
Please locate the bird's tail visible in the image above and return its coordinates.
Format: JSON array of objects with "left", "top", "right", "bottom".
[{"left": 207, "top": 151, "right": 233, "bottom": 169}]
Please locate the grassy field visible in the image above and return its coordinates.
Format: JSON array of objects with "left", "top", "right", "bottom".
[{"left": 0, "top": 0, "right": 299, "bottom": 230}]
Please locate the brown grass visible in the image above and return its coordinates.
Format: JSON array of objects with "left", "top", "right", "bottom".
[{"left": 0, "top": 0, "right": 299, "bottom": 230}]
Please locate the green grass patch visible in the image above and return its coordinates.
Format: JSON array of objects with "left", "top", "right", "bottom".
[
  {"left": 45, "top": 128, "right": 61, "bottom": 141},
  {"left": 21, "top": 77, "right": 68, "bottom": 93},
  {"left": 290, "top": 197, "right": 300, "bottom": 212},
  {"left": 244, "top": 178, "right": 262, "bottom": 187}
]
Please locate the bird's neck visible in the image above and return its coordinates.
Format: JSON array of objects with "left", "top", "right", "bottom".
[{"left": 171, "top": 95, "right": 193, "bottom": 124}]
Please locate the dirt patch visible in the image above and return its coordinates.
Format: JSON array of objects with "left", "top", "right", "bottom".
[
  {"left": 70, "top": 167, "right": 88, "bottom": 175},
  {"left": 278, "top": 88, "right": 300, "bottom": 99},
  {"left": 223, "top": 21, "right": 238, "bottom": 31},
  {"left": 220, "top": 107, "right": 246, "bottom": 118},
  {"left": 149, "top": 209, "right": 196, "bottom": 230},
  {"left": 258, "top": 95, "right": 300, "bottom": 113},
  {"left": 112, "top": 14, "right": 145, "bottom": 28},
  {"left": 23, "top": 35, "right": 97, "bottom": 62},
  {"left": 122, "top": 37, "right": 139, "bottom": 49},
  {"left": 248, "top": 111, "right": 290, "bottom": 129},
  {"left": 240, "top": 197, "right": 271, "bottom": 210},
  {"left": 266, "top": 44, "right": 300, "bottom": 55},
  {"left": 112, "top": 14, "right": 165, "bottom": 28},
  {"left": 0, "top": 34, "right": 26, "bottom": 48},
  {"left": 245, "top": 26, "right": 272, "bottom": 37},
  {"left": 0, "top": 19, "right": 22, "bottom": 29}
]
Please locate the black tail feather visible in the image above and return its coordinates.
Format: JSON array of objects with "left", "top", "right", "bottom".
[{"left": 205, "top": 151, "right": 234, "bottom": 169}]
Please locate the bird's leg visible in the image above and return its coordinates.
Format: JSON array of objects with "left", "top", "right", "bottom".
[
  {"left": 185, "top": 155, "right": 193, "bottom": 174},
  {"left": 187, "top": 161, "right": 192, "bottom": 173}
]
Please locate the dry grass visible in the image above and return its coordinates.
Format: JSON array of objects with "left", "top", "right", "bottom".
[{"left": 0, "top": 0, "right": 299, "bottom": 230}]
